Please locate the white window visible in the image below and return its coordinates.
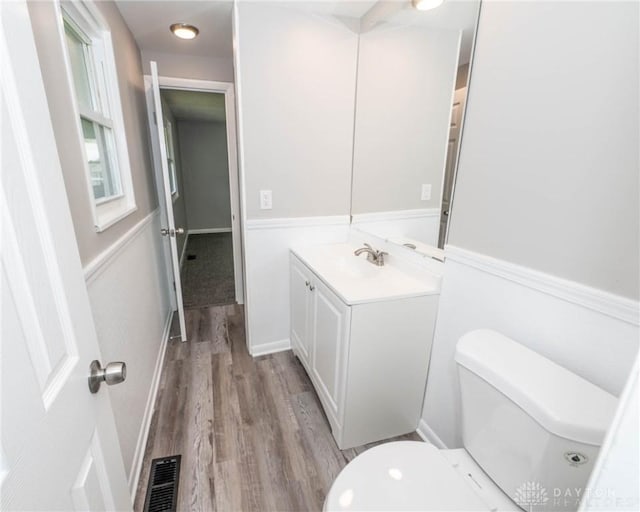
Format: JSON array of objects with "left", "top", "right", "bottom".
[
  {"left": 163, "top": 120, "right": 179, "bottom": 199},
  {"left": 60, "top": 1, "right": 136, "bottom": 231}
]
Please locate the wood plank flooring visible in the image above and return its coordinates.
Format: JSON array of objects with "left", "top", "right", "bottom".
[{"left": 134, "top": 304, "right": 422, "bottom": 511}]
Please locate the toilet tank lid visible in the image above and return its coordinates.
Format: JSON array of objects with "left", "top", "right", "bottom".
[{"left": 455, "top": 329, "right": 617, "bottom": 446}]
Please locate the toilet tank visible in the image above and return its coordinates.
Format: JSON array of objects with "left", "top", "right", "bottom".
[{"left": 455, "top": 330, "right": 617, "bottom": 511}]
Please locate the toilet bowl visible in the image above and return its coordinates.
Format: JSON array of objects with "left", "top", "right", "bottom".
[
  {"left": 324, "top": 330, "right": 617, "bottom": 512},
  {"left": 324, "top": 441, "right": 519, "bottom": 511}
]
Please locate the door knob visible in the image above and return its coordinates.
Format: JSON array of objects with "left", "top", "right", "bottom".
[
  {"left": 160, "top": 228, "right": 184, "bottom": 237},
  {"left": 88, "top": 360, "right": 127, "bottom": 393}
]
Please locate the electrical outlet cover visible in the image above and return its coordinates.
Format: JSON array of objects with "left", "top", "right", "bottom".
[
  {"left": 421, "top": 184, "right": 432, "bottom": 201},
  {"left": 260, "top": 190, "right": 273, "bottom": 210}
]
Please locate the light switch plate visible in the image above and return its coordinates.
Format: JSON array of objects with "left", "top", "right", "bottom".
[
  {"left": 421, "top": 184, "right": 432, "bottom": 201},
  {"left": 260, "top": 190, "right": 273, "bottom": 210}
]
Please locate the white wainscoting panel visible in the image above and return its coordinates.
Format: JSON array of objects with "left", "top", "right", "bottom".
[
  {"left": 127, "top": 310, "right": 172, "bottom": 496},
  {"left": 351, "top": 208, "right": 440, "bottom": 247},
  {"left": 446, "top": 246, "right": 639, "bottom": 326},
  {"left": 244, "top": 216, "right": 350, "bottom": 354},
  {"left": 84, "top": 211, "right": 159, "bottom": 284},
  {"left": 421, "top": 246, "right": 640, "bottom": 448},
  {"left": 84, "top": 210, "right": 173, "bottom": 494}
]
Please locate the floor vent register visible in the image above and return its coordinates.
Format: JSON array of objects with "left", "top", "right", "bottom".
[{"left": 143, "top": 455, "right": 181, "bottom": 512}]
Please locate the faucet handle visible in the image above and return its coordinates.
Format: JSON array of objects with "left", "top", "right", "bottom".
[
  {"left": 376, "top": 250, "right": 389, "bottom": 266},
  {"left": 363, "top": 243, "right": 372, "bottom": 250}
]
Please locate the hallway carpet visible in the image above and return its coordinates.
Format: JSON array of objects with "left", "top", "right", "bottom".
[
  {"left": 135, "top": 305, "right": 422, "bottom": 511},
  {"left": 181, "top": 233, "right": 235, "bottom": 308}
]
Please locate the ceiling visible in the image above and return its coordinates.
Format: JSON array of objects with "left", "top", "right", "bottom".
[
  {"left": 116, "top": 0, "right": 479, "bottom": 69},
  {"left": 288, "top": 1, "right": 378, "bottom": 18},
  {"left": 161, "top": 89, "right": 226, "bottom": 123},
  {"left": 115, "top": 1, "right": 234, "bottom": 60},
  {"left": 114, "top": 1, "right": 376, "bottom": 61}
]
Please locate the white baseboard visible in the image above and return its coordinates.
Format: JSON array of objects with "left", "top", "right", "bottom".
[
  {"left": 128, "top": 309, "right": 173, "bottom": 498},
  {"left": 188, "top": 228, "right": 232, "bottom": 234},
  {"left": 250, "top": 338, "right": 291, "bottom": 357},
  {"left": 416, "top": 419, "right": 448, "bottom": 449}
]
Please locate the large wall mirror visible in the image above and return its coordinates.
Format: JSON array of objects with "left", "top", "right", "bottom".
[{"left": 349, "top": 1, "right": 481, "bottom": 254}]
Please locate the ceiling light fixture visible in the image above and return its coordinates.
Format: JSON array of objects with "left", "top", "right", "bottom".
[
  {"left": 170, "top": 23, "right": 199, "bottom": 40},
  {"left": 412, "top": 0, "right": 445, "bottom": 11}
]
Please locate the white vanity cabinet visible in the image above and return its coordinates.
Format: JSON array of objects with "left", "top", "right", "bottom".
[
  {"left": 289, "top": 256, "right": 314, "bottom": 366},
  {"left": 290, "top": 255, "right": 350, "bottom": 432},
  {"left": 290, "top": 251, "right": 439, "bottom": 449}
]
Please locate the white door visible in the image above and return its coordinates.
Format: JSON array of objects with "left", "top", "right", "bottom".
[
  {"left": 1, "top": 1, "right": 131, "bottom": 509},
  {"left": 148, "top": 62, "right": 187, "bottom": 341},
  {"left": 438, "top": 86, "right": 467, "bottom": 248}
]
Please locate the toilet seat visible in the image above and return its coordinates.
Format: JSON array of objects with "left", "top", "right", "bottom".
[{"left": 324, "top": 442, "right": 513, "bottom": 511}]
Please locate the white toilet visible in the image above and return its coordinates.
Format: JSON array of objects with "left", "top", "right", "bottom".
[{"left": 324, "top": 329, "right": 617, "bottom": 511}]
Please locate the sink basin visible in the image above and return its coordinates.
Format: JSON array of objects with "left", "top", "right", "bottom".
[
  {"left": 328, "top": 247, "right": 380, "bottom": 279},
  {"left": 336, "top": 257, "right": 377, "bottom": 279},
  {"left": 291, "top": 243, "right": 440, "bottom": 305}
]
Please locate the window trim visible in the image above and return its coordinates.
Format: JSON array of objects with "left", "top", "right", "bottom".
[{"left": 56, "top": 0, "right": 137, "bottom": 232}]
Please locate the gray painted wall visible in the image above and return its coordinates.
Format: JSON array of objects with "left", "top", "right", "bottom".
[
  {"left": 141, "top": 50, "right": 234, "bottom": 83},
  {"left": 177, "top": 121, "right": 232, "bottom": 230},
  {"left": 236, "top": 2, "right": 358, "bottom": 219},
  {"left": 351, "top": 25, "right": 460, "bottom": 214},
  {"left": 448, "top": 0, "right": 639, "bottom": 299},
  {"left": 28, "top": 1, "right": 158, "bottom": 266}
]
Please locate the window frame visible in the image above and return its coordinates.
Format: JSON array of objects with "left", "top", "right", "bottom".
[{"left": 57, "top": 0, "right": 137, "bottom": 232}]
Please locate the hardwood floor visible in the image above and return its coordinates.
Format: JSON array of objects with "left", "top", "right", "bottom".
[{"left": 134, "top": 304, "right": 422, "bottom": 511}]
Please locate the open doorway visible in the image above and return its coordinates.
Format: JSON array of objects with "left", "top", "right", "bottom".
[
  {"left": 145, "top": 74, "right": 244, "bottom": 337},
  {"left": 160, "top": 89, "right": 236, "bottom": 308}
]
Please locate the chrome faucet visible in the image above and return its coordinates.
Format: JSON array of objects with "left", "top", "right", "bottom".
[{"left": 354, "top": 243, "right": 388, "bottom": 266}]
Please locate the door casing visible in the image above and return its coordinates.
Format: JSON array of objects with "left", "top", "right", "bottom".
[{"left": 143, "top": 75, "right": 246, "bottom": 311}]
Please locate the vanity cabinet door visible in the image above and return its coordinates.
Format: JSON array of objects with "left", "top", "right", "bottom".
[
  {"left": 290, "top": 256, "right": 312, "bottom": 368},
  {"left": 311, "top": 279, "right": 350, "bottom": 419}
]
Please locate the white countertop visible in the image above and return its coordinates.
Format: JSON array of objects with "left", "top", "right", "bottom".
[{"left": 291, "top": 243, "right": 441, "bottom": 305}]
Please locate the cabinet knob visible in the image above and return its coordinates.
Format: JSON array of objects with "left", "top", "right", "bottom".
[
  {"left": 305, "top": 280, "right": 310, "bottom": 287},
  {"left": 309, "top": 284, "right": 315, "bottom": 291}
]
